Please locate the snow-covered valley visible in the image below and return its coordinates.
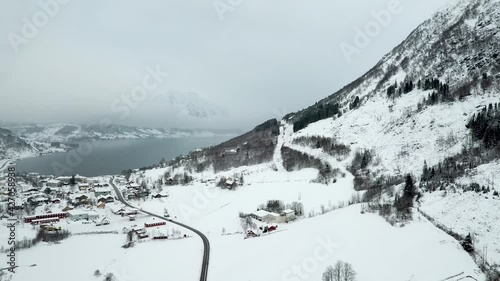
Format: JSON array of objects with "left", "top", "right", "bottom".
[{"left": 1, "top": 0, "right": 500, "bottom": 280}]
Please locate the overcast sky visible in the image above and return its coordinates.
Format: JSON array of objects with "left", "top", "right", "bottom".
[{"left": 0, "top": 0, "right": 455, "bottom": 130}]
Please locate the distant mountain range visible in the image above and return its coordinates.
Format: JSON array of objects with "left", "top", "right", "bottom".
[
  {"left": 4, "top": 123, "right": 240, "bottom": 143},
  {"left": 0, "top": 123, "right": 241, "bottom": 160}
]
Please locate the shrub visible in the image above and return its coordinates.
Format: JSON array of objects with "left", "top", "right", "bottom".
[{"left": 104, "top": 273, "right": 115, "bottom": 281}]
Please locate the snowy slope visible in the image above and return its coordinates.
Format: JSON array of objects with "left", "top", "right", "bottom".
[
  {"left": 294, "top": 89, "right": 499, "bottom": 176},
  {"left": 0, "top": 127, "right": 37, "bottom": 160},
  {"left": 421, "top": 190, "right": 500, "bottom": 265}
]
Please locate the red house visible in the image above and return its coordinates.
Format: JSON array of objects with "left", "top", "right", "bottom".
[{"left": 144, "top": 221, "right": 166, "bottom": 228}]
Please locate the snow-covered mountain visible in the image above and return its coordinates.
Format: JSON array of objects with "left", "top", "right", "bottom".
[
  {"left": 0, "top": 127, "right": 37, "bottom": 159},
  {"left": 5, "top": 123, "right": 240, "bottom": 143},
  {"left": 168, "top": 91, "right": 228, "bottom": 119},
  {"left": 309, "top": 0, "right": 498, "bottom": 109},
  {"left": 283, "top": 0, "right": 500, "bottom": 174},
  {"left": 147, "top": 0, "right": 500, "bottom": 275}
]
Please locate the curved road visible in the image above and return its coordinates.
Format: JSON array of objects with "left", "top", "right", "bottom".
[{"left": 109, "top": 178, "right": 210, "bottom": 281}]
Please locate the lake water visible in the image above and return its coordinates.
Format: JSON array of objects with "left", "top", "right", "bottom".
[{"left": 15, "top": 137, "right": 230, "bottom": 177}]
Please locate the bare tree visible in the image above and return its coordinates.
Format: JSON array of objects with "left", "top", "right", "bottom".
[
  {"left": 322, "top": 265, "right": 335, "bottom": 281},
  {"left": 342, "top": 262, "right": 357, "bottom": 281},
  {"left": 333, "top": 261, "right": 343, "bottom": 281},
  {"left": 323, "top": 261, "right": 356, "bottom": 281}
]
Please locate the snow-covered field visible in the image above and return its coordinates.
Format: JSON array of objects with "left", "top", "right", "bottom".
[
  {"left": 421, "top": 190, "right": 500, "bottom": 265},
  {"left": 1, "top": 203, "right": 485, "bottom": 281},
  {"left": 0, "top": 233, "right": 201, "bottom": 281},
  {"left": 209, "top": 205, "right": 483, "bottom": 281},
  {"left": 1, "top": 159, "right": 486, "bottom": 281},
  {"left": 141, "top": 166, "right": 357, "bottom": 231}
]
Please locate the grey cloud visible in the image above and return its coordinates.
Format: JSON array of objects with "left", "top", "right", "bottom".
[{"left": 0, "top": 0, "right": 456, "bottom": 130}]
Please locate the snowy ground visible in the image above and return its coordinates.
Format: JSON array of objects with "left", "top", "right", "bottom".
[
  {"left": 1, "top": 203, "right": 484, "bottom": 281},
  {"left": 419, "top": 160, "right": 500, "bottom": 266},
  {"left": 208, "top": 205, "right": 484, "bottom": 281},
  {"left": 420, "top": 190, "right": 500, "bottom": 266},
  {"left": 455, "top": 160, "right": 500, "bottom": 191},
  {"left": 0, "top": 233, "right": 201, "bottom": 281},
  {"left": 1, "top": 158, "right": 485, "bottom": 281},
  {"left": 141, "top": 168, "right": 357, "bottom": 232}
]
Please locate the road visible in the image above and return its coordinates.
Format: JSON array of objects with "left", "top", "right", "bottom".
[{"left": 109, "top": 178, "right": 210, "bottom": 281}]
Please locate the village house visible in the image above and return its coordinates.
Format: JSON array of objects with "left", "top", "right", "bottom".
[
  {"left": 127, "top": 183, "right": 141, "bottom": 190},
  {"left": 13, "top": 198, "right": 25, "bottom": 210},
  {"left": 280, "top": 209, "right": 296, "bottom": 222},
  {"left": 46, "top": 179, "right": 61, "bottom": 188},
  {"left": 224, "top": 178, "right": 236, "bottom": 189},
  {"left": 250, "top": 210, "right": 281, "bottom": 223},
  {"left": 43, "top": 187, "right": 59, "bottom": 195},
  {"left": 165, "top": 178, "right": 175, "bottom": 186},
  {"left": 152, "top": 191, "right": 169, "bottom": 198},
  {"left": 26, "top": 187, "right": 40, "bottom": 193},
  {"left": 67, "top": 210, "right": 99, "bottom": 221},
  {"left": 69, "top": 193, "right": 91, "bottom": 206},
  {"left": 127, "top": 191, "right": 137, "bottom": 200},
  {"left": 97, "top": 195, "right": 114, "bottom": 203},
  {"left": 78, "top": 183, "right": 90, "bottom": 191},
  {"left": 109, "top": 205, "right": 126, "bottom": 215},
  {"left": 94, "top": 187, "right": 112, "bottom": 197}
]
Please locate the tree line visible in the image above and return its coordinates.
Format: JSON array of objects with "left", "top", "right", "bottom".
[
  {"left": 466, "top": 102, "right": 500, "bottom": 148},
  {"left": 293, "top": 102, "right": 340, "bottom": 132}
]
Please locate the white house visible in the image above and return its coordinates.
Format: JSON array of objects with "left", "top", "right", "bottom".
[
  {"left": 67, "top": 210, "right": 99, "bottom": 221},
  {"left": 78, "top": 183, "right": 90, "bottom": 191},
  {"left": 67, "top": 210, "right": 88, "bottom": 221},
  {"left": 251, "top": 210, "right": 281, "bottom": 223},
  {"left": 281, "top": 209, "right": 296, "bottom": 222},
  {"left": 94, "top": 187, "right": 112, "bottom": 197},
  {"left": 46, "top": 179, "right": 61, "bottom": 187},
  {"left": 87, "top": 211, "right": 99, "bottom": 221}
]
